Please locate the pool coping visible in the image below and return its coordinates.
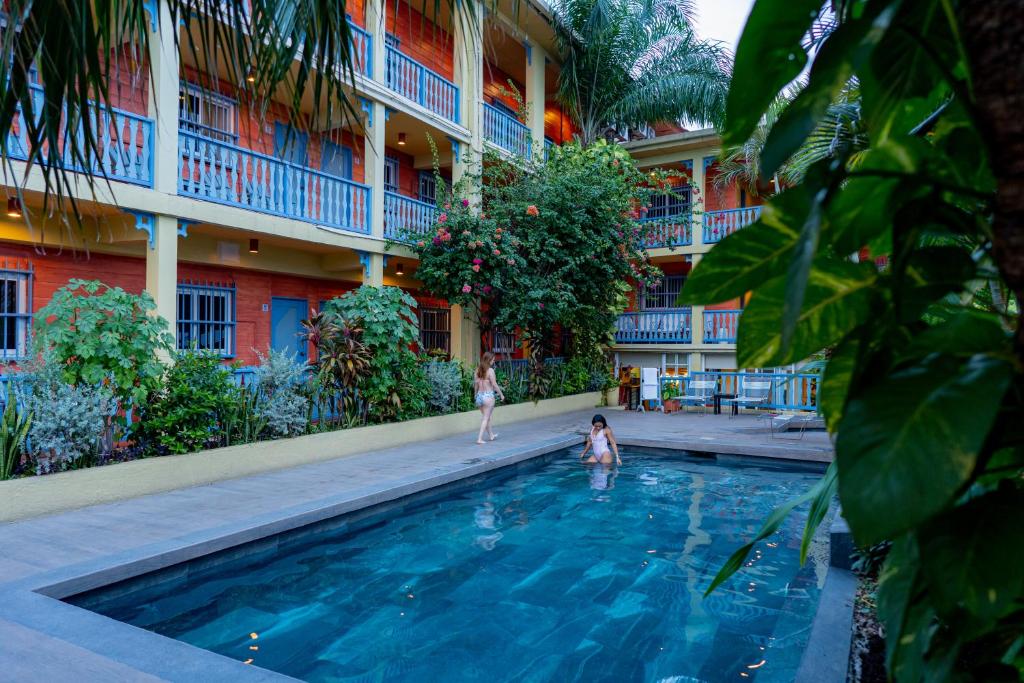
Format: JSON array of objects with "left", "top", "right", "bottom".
[{"left": 0, "top": 434, "right": 848, "bottom": 682}]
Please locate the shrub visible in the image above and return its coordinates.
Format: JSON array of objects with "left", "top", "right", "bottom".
[
  {"left": 0, "top": 394, "right": 31, "bottom": 480},
  {"left": 20, "top": 361, "right": 111, "bottom": 473},
  {"left": 254, "top": 350, "right": 309, "bottom": 438},
  {"left": 423, "top": 360, "right": 463, "bottom": 414},
  {"left": 33, "top": 280, "right": 174, "bottom": 407},
  {"left": 133, "top": 351, "right": 238, "bottom": 456},
  {"left": 300, "top": 311, "right": 372, "bottom": 427}
]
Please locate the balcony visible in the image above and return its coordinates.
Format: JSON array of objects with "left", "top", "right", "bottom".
[
  {"left": 641, "top": 213, "right": 692, "bottom": 248},
  {"left": 348, "top": 22, "right": 373, "bottom": 78},
  {"left": 384, "top": 191, "right": 435, "bottom": 240},
  {"left": 703, "top": 206, "right": 762, "bottom": 244},
  {"left": 614, "top": 309, "right": 692, "bottom": 344},
  {"left": 704, "top": 309, "right": 741, "bottom": 344},
  {"left": 483, "top": 103, "right": 531, "bottom": 157},
  {"left": 384, "top": 46, "right": 459, "bottom": 124},
  {"left": 6, "top": 84, "right": 154, "bottom": 187},
  {"left": 178, "top": 131, "right": 370, "bottom": 234}
]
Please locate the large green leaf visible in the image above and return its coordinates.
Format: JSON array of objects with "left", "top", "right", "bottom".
[
  {"left": 836, "top": 354, "right": 1013, "bottom": 545},
  {"left": 737, "top": 259, "right": 876, "bottom": 368},
  {"left": 678, "top": 187, "right": 809, "bottom": 305},
  {"left": 779, "top": 191, "right": 823, "bottom": 357},
  {"left": 877, "top": 535, "right": 934, "bottom": 682},
  {"left": 918, "top": 488, "right": 1024, "bottom": 622},
  {"left": 723, "top": 0, "right": 822, "bottom": 147},
  {"left": 819, "top": 336, "right": 861, "bottom": 433},
  {"left": 902, "top": 309, "right": 1010, "bottom": 360}
]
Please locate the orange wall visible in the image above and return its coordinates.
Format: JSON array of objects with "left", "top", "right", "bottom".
[
  {"left": 386, "top": 1, "right": 454, "bottom": 82},
  {"left": 544, "top": 102, "right": 576, "bottom": 144},
  {"left": 483, "top": 63, "right": 525, "bottom": 116}
]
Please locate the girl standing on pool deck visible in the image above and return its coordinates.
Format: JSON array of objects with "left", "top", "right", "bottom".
[
  {"left": 474, "top": 351, "right": 505, "bottom": 445},
  {"left": 581, "top": 414, "right": 621, "bottom": 465}
]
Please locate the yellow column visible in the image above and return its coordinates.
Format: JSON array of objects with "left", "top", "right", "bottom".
[
  {"left": 690, "top": 252, "right": 704, "bottom": 346},
  {"left": 366, "top": 0, "right": 386, "bottom": 85},
  {"left": 145, "top": 215, "right": 178, "bottom": 349},
  {"left": 453, "top": 6, "right": 483, "bottom": 188},
  {"left": 364, "top": 100, "right": 387, "bottom": 242},
  {"left": 146, "top": 0, "right": 179, "bottom": 195},
  {"left": 524, "top": 39, "right": 546, "bottom": 157},
  {"left": 363, "top": 253, "right": 385, "bottom": 287},
  {"left": 454, "top": 304, "right": 481, "bottom": 366},
  {"left": 689, "top": 156, "right": 706, "bottom": 250}
]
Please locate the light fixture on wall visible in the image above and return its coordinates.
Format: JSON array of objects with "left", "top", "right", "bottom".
[
  {"left": 6, "top": 197, "right": 22, "bottom": 219},
  {"left": 245, "top": 69, "right": 256, "bottom": 84},
  {"left": 395, "top": 262, "right": 405, "bottom": 275},
  {"left": 397, "top": 132, "right": 407, "bottom": 146},
  {"left": 249, "top": 238, "right": 259, "bottom": 254}
]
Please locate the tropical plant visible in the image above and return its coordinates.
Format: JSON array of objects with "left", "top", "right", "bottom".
[
  {"left": 551, "top": 0, "right": 731, "bottom": 145},
  {"left": 687, "top": 0, "right": 1023, "bottom": 680},
  {"left": 300, "top": 309, "right": 373, "bottom": 426},
  {"left": 423, "top": 359, "right": 463, "bottom": 414},
  {"left": 322, "top": 286, "right": 420, "bottom": 419},
  {"left": 0, "top": 395, "right": 31, "bottom": 480},
  {"left": 220, "top": 384, "right": 268, "bottom": 446},
  {"left": 0, "top": 0, "right": 480, "bottom": 222},
  {"left": 33, "top": 280, "right": 174, "bottom": 407},
  {"left": 253, "top": 350, "right": 309, "bottom": 437},
  {"left": 133, "top": 350, "right": 238, "bottom": 456}
]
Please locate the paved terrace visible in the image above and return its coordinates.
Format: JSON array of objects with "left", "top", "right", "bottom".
[{"left": 0, "top": 409, "right": 832, "bottom": 682}]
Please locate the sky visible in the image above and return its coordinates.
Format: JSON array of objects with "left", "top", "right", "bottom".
[{"left": 689, "top": 0, "right": 757, "bottom": 55}]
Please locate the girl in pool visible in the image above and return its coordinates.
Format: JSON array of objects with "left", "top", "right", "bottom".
[
  {"left": 580, "top": 414, "right": 621, "bottom": 466},
  {"left": 474, "top": 351, "right": 505, "bottom": 445}
]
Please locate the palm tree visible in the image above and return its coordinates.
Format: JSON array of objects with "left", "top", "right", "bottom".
[
  {"left": 551, "top": 0, "right": 731, "bottom": 146},
  {"left": 0, "top": 0, "right": 478, "bottom": 216}
]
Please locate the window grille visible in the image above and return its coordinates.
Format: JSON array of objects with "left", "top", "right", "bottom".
[
  {"left": 647, "top": 185, "right": 691, "bottom": 219},
  {"left": 177, "top": 280, "right": 236, "bottom": 357},
  {"left": 419, "top": 307, "right": 450, "bottom": 355},
  {"left": 418, "top": 171, "right": 437, "bottom": 204},
  {"left": 640, "top": 275, "right": 685, "bottom": 310},
  {"left": 0, "top": 259, "right": 32, "bottom": 361},
  {"left": 384, "top": 155, "right": 400, "bottom": 192},
  {"left": 492, "top": 329, "right": 515, "bottom": 355},
  {"left": 178, "top": 82, "right": 238, "bottom": 143}
]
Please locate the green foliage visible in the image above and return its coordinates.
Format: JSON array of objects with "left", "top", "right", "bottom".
[
  {"left": 0, "top": 394, "right": 31, "bottom": 480},
  {"left": 220, "top": 384, "right": 268, "bottom": 446},
  {"left": 33, "top": 280, "right": 174, "bottom": 406},
  {"left": 322, "top": 286, "right": 419, "bottom": 420},
  {"left": 423, "top": 360, "right": 463, "bottom": 414},
  {"left": 301, "top": 309, "right": 373, "bottom": 426},
  {"left": 133, "top": 351, "right": 237, "bottom": 456},
  {"left": 253, "top": 350, "right": 309, "bottom": 438},
  {"left": 690, "top": 1, "right": 1023, "bottom": 679}
]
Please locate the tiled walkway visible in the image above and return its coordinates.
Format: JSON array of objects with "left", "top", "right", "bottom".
[{"left": 0, "top": 408, "right": 832, "bottom": 682}]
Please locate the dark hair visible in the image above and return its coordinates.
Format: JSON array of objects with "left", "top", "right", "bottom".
[{"left": 591, "top": 414, "right": 608, "bottom": 428}]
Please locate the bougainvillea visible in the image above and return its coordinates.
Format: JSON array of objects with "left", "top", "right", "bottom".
[{"left": 400, "top": 139, "right": 671, "bottom": 364}]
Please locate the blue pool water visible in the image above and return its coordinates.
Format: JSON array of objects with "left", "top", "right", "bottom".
[{"left": 71, "top": 448, "right": 830, "bottom": 682}]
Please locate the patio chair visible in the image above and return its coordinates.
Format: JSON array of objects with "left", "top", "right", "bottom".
[
  {"left": 758, "top": 412, "right": 813, "bottom": 439},
  {"left": 679, "top": 379, "right": 716, "bottom": 415},
  {"left": 724, "top": 380, "right": 773, "bottom": 418}
]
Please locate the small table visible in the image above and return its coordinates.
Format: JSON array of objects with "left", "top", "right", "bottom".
[{"left": 713, "top": 393, "right": 738, "bottom": 415}]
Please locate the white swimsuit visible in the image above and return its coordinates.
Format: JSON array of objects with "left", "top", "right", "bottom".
[{"left": 591, "top": 427, "right": 611, "bottom": 457}]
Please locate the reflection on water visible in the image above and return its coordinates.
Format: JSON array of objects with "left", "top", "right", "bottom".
[{"left": 72, "top": 448, "right": 829, "bottom": 683}]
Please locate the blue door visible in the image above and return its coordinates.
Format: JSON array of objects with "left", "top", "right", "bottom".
[
  {"left": 271, "top": 297, "right": 309, "bottom": 363},
  {"left": 321, "top": 141, "right": 353, "bottom": 179}
]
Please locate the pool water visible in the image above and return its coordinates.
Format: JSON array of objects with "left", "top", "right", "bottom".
[{"left": 71, "top": 448, "right": 830, "bottom": 682}]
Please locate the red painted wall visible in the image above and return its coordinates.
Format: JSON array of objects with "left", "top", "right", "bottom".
[
  {"left": 544, "top": 102, "right": 576, "bottom": 144},
  {"left": 483, "top": 63, "right": 525, "bottom": 116},
  {"left": 386, "top": 1, "right": 454, "bottom": 82}
]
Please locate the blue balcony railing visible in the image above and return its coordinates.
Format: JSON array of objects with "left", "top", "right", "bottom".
[
  {"left": 640, "top": 213, "right": 692, "bottom": 248},
  {"left": 385, "top": 46, "right": 459, "bottom": 123},
  {"left": 483, "top": 103, "right": 531, "bottom": 157},
  {"left": 543, "top": 138, "right": 554, "bottom": 161},
  {"left": 384, "top": 191, "right": 435, "bottom": 240},
  {"left": 178, "top": 131, "right": 370, "bottom": 234},
  {"left": 348, "top": 22, "right": 373, "bottom": 78},
  {"left": 704, "top": 309, "right": 741, "bottom": 343},
  {"left": 614, "top": 309, "right": 692, "bottom": 344},
  {"left": 703, "top": 206, "right": 762, "bottom": 243},
  {"left": 6, "top": 83, "right": 154, "bottom": 187},
  {"left": 662, "top": 371, "right": 820, "bottom": 411}
]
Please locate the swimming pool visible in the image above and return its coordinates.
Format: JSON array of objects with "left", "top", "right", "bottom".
[{"left": 70, "top": 448, "right": 830, "bottom": 682}]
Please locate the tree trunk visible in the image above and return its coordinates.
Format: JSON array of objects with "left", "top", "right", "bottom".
[{"left": 960, "top": 0, "right": 1024, "bottom": 352}]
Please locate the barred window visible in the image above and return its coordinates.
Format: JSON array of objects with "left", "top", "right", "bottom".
[
  {"left": 418, "top": 171, "right": 437, "bottom": 204},
  {"left": 419, "top": 307, "right": 450, "bottom": 355},
  {"left": 492, "top": 329, "right": 516, "bottom": 355},
  {"left": 177, "top": 281, "right": 236, "bottom": 356},
  {"left": 648, "top": 185, "right": 691, "bottom": 219},
  {"left": 0, "top": 259, "right": 32, "bottom": 361},
  {"left": 179, "top": 82, "right": 238, "bottom": 143},
  {"left": 640, "top": 275, "right": 685, "bottom": 310},
  {"left": 384, "top": 155, "right": 400, "bottom": 192}
]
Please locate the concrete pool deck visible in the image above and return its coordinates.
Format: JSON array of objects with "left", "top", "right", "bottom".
[{"left": 0, "top": 409, "right": 835, "bottom": 682}]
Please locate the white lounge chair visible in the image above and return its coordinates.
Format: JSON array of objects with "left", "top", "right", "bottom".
[
  {"left": 724, "top": 379, "right": 773, "bottom": 417},
  {"left": 679, "top": 379, "right": 716, "bottom": 415}
]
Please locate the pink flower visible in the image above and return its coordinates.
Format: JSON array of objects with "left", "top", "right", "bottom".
[
  {"left": 493, "top": 249, "right": 501, "bottom": 256},
  {"left": 441, "top": 232, "right": 452, "bottom": 242},
  {"left": 432, "top": 237, "right": 442, "bottom": 246},
  {"left": 526, "top": 205, "right": 539, "bottom": 217},
  {"left": 462, "top": 230, "right": 471, "bottom": 236},
  {"left": 417, "top": 240, "right": 425, "bottom": 247},
  {"left": 476, "top": 241, "right": 484, "bottom": 248},
  {"left": 507, "top": 258, "right": 515, "bottom": 265},
  {"left": 483, "top": 285, "right": 493, "bottom": 294},
  {"left": 473, "top": 258, "right": 483, "bottom": 265},
  {"left": 539, "top": 302, "right": 545, "bottom": 309},
  {"left": 462, "top": 199, "right": 470, "bottom": 207},
  {"left": 472, "top": 265, "right": 480, "bottom": 272},
  {"left": 438, "top": 213, "right": 448, "bottom": 223},
  {"left": 445, "top": 203, "right": 451, "bottom": 210},
  {"left": 462, "top": 284, "right": 472, "bottom": 293}
]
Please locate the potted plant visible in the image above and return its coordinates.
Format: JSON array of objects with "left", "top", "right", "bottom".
[{"left": 662, "top": 380, "right": 683, "bottom": 413}]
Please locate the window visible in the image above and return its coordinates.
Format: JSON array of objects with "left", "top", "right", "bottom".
[
  {"left": 489, "top": 98, "right": 519, "bottom": 120},
  {"left": 0, "top": 260, "right": 32, "bottom": 361},
  {"left": 179, "top": 83, "right": 238, "bottom": 143},
  {"left": 321, "top": 141, "right": 353, "bottom": 179},
  {"left": 492, "top": 329, "right": 516, "bottom": 355},
  {"left": 418, "top": 171, "right": 437, "bottom": 204},
  {"left": 177, "top": 282, "right": 236, "bottom": 356},
  {"left": 419, "top": 307, "right": 450, "bottom": 355},
  {"left": 640, "top": 275, "right": 685, "bottom": 310},
  {"left": 385, "top": 33, "right": 401, "bottom": 49},
  {"left": 647, "top": 185, "right": 691, "bottom": 219},
  {"left": 384, "top": 155, "right": 400, "bottom": 192},
  {"left": 273, "top": 122, "right": 308, "bottom": 166}
]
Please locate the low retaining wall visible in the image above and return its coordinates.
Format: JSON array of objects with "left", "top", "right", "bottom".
[{"left": 0, "top": 391, "right": 610, "bottom": 523}]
